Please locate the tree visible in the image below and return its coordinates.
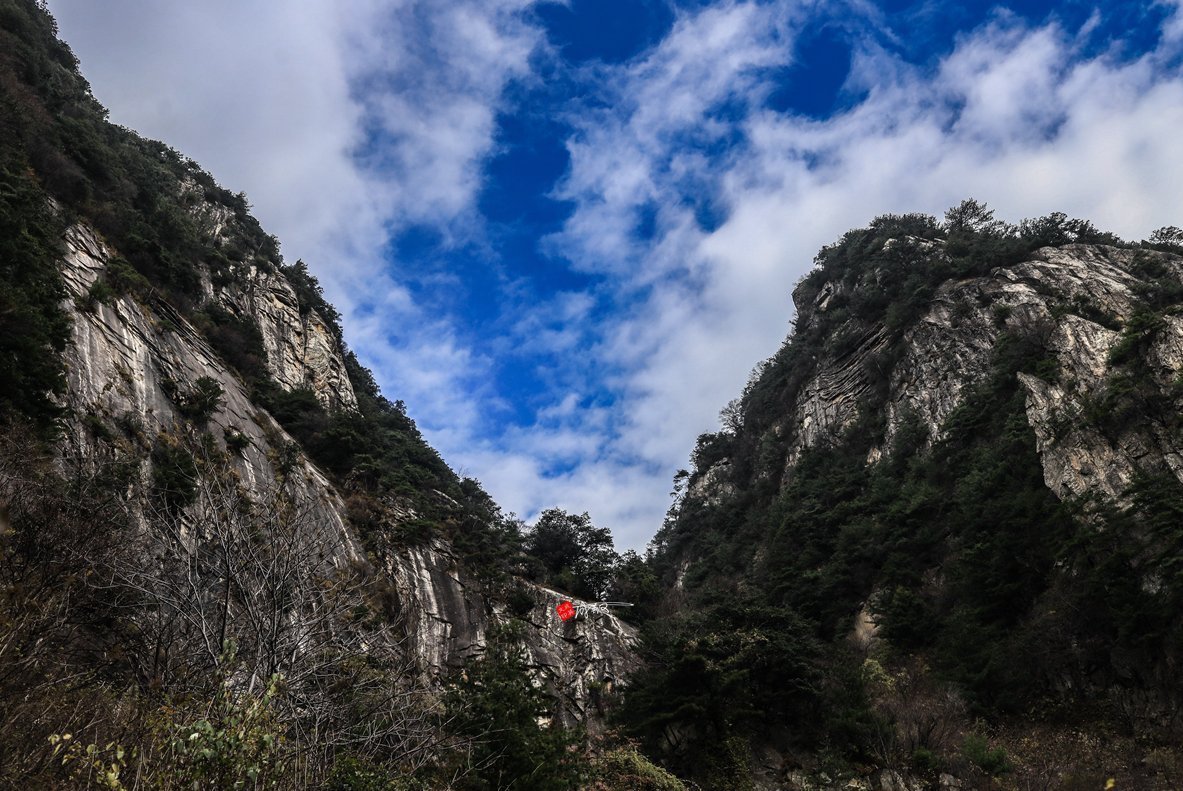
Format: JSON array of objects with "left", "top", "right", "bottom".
[
  {"left": 523, "top": 509, "right": 618, "bottom": 600},
  {"left": 0, "top": 157, "right": 69, "bottom": 435},
  {"left": 719, "top": 397, "right": 743, "bottom": 434},
  {"left": 118, "top": 434, "right": 446, "bottom": 785},
  {"left": 0, "top": 423, "right": 133, "bottom": 785},
  {"left": 608, "top": 550, "right": 660, "bottom": 619},
  {"left": 444, "top": 621, "right": 582, "bottom": 791},
  {"left": 1148, "top": 225, "right": 1183, "bottom": 251},
  {"left": 943, "top": 198, "right": 1006, "bottom": 237},
  {"left": 177, "top": 375, "right": 225, "bottom": 425}
]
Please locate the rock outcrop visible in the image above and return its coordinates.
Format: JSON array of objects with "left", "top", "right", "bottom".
[
  {"left": 702, "top": 241, "right": 1183, "bottom": 508},
  {"left": 217, "top": 265, "right": 357, "bottom": 411},
  {"left": 390, "top": 540, "right": 640, "bottom": 726},
  {"left": 56, "top": 219, "right": 636, "bottom": 719}
]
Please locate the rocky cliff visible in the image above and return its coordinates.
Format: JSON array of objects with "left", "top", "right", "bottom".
[
  {"left": 767, "top": 240, "right": 1183, "bottom": 500},
  {"left": 55, "top": 216, "right": 636, "bottom": 714},
  {"left": 636, "top": 211, "right": 1183, "bottom": 790},
  {"left": 0, "top": 7, "right": 645, "bottom": 784}
]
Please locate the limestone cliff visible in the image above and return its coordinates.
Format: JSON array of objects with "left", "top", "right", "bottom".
[
  {"left": 646, "top": 215, "right": 1183, "bottom": 789},
  {"left": 56, "top": 218, "right": 636, "bottom": 718},
  {"left": 690, "top": 238, "right": 1183, "bottom": 511},
  {"left": 390, "top": 540, "right": 640, "bottom": 727},
  {"left": 216, "top": 265, "right": 357, "bottom": 411},
  {"left": 0, "top": 2, "right": 637, "bottom": 784}
]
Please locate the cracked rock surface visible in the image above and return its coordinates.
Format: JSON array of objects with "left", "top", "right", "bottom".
[{"left": 57, "top": 221, "right": 638, "bottom": 724}]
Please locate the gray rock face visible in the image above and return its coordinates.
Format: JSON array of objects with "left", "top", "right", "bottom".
[
  {"left": 56, "top": 220, "right": 636, "bottom": 721},
  {"left": 59, "top": 221, "right": 362, "bottom": 559},
  {"left": 795, "top": 243, "right": 1183, "bottom": 505},
  {"left": 390, "top": 540, "right": 639, "bottom": 726},
  {"left": 180, "top": 177, "right": 357, "bottom": 411},
  {"left": 217, "top": 265, "right": 357, "bottom": 411},
  {"left": 692, "top": 241, "right": 1183, "bottom": 512}
]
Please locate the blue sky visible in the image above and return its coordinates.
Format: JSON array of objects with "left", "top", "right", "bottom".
[{"left": 48, "top": 0, "right": 1183, "bottom": 550}]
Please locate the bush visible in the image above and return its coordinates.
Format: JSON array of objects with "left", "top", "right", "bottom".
[
  {"left": 177, "top": 376, "right": 224, "bottom": 425},
  {"left": 962, "top": 732, "right": 1011, "bottom": 776},
  {"left": 163, "top": 677, "right": 286, "bottom": 790},
  {"left": 1107, "top": 308, "right": 1164, "bottom": 367},
  {"left": 194, "top": 303, "right": 268, "bottom": 384},
  {"left": 444, "top": 621, "right": 583, "bottom": 790},
  {"left": 591, "top": 746, "right": 687, "bottom": 790},
  {"left": 911, "top": 746, "right": 943, "bottom": 775},
  {"left": 78, "top": 277, "right": 116, "bottom": 311},
  {"left": 0, "top": 156, "right": 69, "bottom": 434},
  {"left": 151, "top": 437, "right": 198, "bottom": 511},
  {"left": 324, "top": 756, "right": 412, "bottom": 791},
  {"left": 105, "top": 256, "right": 151, "bottom": 298},
  {"left": 223, "top": 426, "right": 250, "bottom": 455}
]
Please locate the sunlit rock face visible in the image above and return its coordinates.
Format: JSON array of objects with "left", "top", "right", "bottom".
[
  {"left": 55, "top": 219, "right": 636, "bottom": 723},
  {"left": 216, "top": 265, "right": 357, "bottom": 411},
  {"left": 58, "top": 223, "right": 353, "bottom": 530},
  {"left": 180, "top": 176, "right": 357, "bottom": 411},
  {"left": 689, "top": 241, "right": 1183, "bottom": 512}
]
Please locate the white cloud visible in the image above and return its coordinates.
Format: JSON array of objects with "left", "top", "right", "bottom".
[
  {"left": 47, "top": 1, "right": 379, "bottom": 266},
  {"left": 1160, "top": 0, "right": 1183, "bottom": 45}
]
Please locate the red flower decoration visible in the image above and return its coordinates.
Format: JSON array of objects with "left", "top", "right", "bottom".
[{"left": 556, "top": 600, "right": 576, "bottom": 622}]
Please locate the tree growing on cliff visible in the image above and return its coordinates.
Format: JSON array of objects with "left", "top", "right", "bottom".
[{"left": 523, "top": 508, "right": 618, "bottom": 600}]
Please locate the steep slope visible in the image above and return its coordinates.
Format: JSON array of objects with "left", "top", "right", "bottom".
[
  {"left": 625, "top": 209, "right": 1183, "bottom": 789},
  {"left": 0, "top": 3, "right": 639, "bottom": 788},
  {"left": 59, "top": 216, "right": 638, "bottom": 686}
]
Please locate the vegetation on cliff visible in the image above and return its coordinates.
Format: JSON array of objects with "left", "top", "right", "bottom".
[
  {"left": 619, "top": 202, "right": 1183, "bottom": 788},
  {"left": 0, "top": 3, "right": 645, "bottom": 788}
]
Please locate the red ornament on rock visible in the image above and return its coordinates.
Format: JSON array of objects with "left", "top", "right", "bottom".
[{"left": 556, "top": 600, "right": 576, "bottom": 622}]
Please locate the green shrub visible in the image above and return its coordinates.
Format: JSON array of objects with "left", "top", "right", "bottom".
[
  {"left": 164, "top": 677, "right": 286, "bottom": 789},
  {"left": 505, "top": 586, "right": 535, "bottom": 618},
  {"left": 324, "top": 756, "right": 412, "bottom": 791},
  {"left": 591, "top": 746, "right": 687, "bottom": 790},
  {"left": 105, "top": 256, "right": 151, "bottom": 298},
  {"left": 151, "top": 437, "right": 198, "bottom": 511},
  {"left": 962, "top": 732, "right": 1011, "bottom": 776},
  {"left": 223, "top": 426, "right": 250, "bottom": 454},
  {"left": 78, "top": 277, "right": 116, "bottom": 311},
  {"left": 177, "top": 376, "right": 225, "bottom": 425},
  {"left": 0, "top": 155, "right": 69, "bottom": 434},
  {"left": 82, "top": 412, "right": 114, "bottom": 442},
  {"left": 1108, "top": 308, "right": 1165, "bottom": 367},
  {"left": 444, "top": 621, "right": 583, "bottom": 790},
  {"left": 911, "top": 746, "right": 943, "bottom": 775},
  {"left": 195, "top": 303, "right": 268, "bottom": 384}
]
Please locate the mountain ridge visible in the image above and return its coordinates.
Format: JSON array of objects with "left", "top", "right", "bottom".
[{"left": 624, "top": 211, "right": 1183, "bottom": 788}]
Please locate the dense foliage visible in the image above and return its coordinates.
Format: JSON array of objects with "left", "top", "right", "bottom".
[
  {"left": 444, "top": 622, "right": 585, "bottom": 791},
  {"left": 522, "top": 508, "right": 620, "bottom": 600},
  {"left": 0, "top": 152, "right": 68, "bottom": 433}
]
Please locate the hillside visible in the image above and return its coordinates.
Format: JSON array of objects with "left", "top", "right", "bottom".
[
  {"left": 0, "top": 3, "right": 643, "bottom": 789},
  {"left": 617, "top": 206, "right": 1183, "bottom": 789}
]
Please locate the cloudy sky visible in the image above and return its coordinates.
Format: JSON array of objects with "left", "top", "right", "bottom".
[{"left": 47, "top": 0, "right": 1183, "bottom": 550}]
